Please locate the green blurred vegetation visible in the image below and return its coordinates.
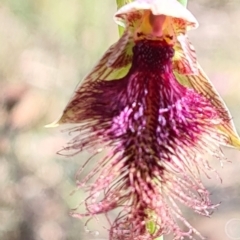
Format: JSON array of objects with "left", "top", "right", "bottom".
[{"left": 0, "top": 0, "right": 240, "bottom": 240}]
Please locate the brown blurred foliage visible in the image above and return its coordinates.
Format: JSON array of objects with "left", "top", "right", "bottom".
[{"left": 0, "top": 0, "right": 240, "bottom": 240}]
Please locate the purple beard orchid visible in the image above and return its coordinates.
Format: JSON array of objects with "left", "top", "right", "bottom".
[{"left": 52, "top": 0, "right": 240, "bottom": 239}]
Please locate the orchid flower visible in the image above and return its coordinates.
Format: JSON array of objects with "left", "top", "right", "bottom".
[{"left": 53, "top": 0, "right": 240, "bottom": 239}]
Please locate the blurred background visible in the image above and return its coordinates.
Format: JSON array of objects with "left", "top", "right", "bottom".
[{"left": 0, "top": 0, "right": 240, "bottom": 239}]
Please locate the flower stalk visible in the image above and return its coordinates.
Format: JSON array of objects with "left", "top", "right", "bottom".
[{"left": 177, "top": 0, "right": 188, "bottom": 7}]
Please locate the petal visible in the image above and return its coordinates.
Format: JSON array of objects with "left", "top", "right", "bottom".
[
  {"left": 57, "top": 30, "right": 134, "bottom": 124},
  {"left": 173, "top": 34, "right": 198, "bottom": 75},
  {"left": 174, "top": 65, "right": 240, "bottom": 149},
  {"left": 171, "top": 29, "right": 240, "bottom": 148},
  {"left": 114, "top": 0, "right": 198, "bottom": 31}
]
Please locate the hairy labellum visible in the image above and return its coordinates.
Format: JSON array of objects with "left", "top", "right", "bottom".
[
  {"left": 63, "top": 40, "right": 228, "bottom": 240},
  {"left": 54, "top": 1, "right": 240, "bottom": 240}
]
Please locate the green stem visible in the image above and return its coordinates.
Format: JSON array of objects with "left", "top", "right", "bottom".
[
  {"left": 178, "top": 0, "right": 188, "bottom": 7},
  {"left": 116, "top": 0, "right": 130, "bottom": 8}
]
